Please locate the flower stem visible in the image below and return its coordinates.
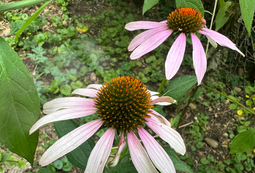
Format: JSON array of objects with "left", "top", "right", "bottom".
[
  {"left": 157, "top": 77, "right": 167, "bottom": 94},
  {"left": 205, "top": 0, "right": 218, "bottom": 55},
  {"left": 202, "top": 84, "right": 255, "bottom": 115}
]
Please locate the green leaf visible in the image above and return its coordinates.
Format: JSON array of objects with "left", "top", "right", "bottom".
[
  {"left": 0, "top": 0, "right": 49, "bottom": 11},
  {"left": 229, "top": 103, "right": 237, "bottom": 109},
  {"left": 0, "top": 37, "right": 40, "bottom": 164},
  {"left": 175, "top": 0, "right": 204, "bottom": 16},
  {"left": 60, "top": 84, "right": 71, "bottom": 96},
  {"left": 107, "top": 154, "right": 137, "bottom": 173},
  {"left": 54, "top": 120, "right": 95, "bottom": 170},
  {"left": 15, "top": 0, "right": 52, "bottom": 43},
  {"left": 230, "top": 128, "right": 255, "bottom": 153},
  {"left": 164, "top": 76, "right": 197, "bottom": 102},
  {"left": 54, "top": 160, "right": 63, "bottom": 169},
  {"left": 164, "top": 147, "right": 193, "bottom": 173},
  {"left": 239, "top": 0, "right": 255, "bottom": 36},
  {"left": 215, "top": 1, "right": 232, "bottom": 31},
  {"left": 142, "top": 0, "right": 159, "bottom": 14}
]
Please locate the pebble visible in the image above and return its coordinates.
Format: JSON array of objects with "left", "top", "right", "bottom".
[
  {"left": 189, "top": 103, "right": 197, "bottom": 109},
  {"left": 204, "top": 137, "right": 219, "bottom": 148}
]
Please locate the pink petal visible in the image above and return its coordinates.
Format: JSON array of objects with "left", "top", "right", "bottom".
[
  {"left": 138, "top": 128, "right": 176, "bottom": 173},
  {"left": 39, "top": 119, "right": 104, "bottom": 166},
  {"left": 72, "top": 88, "right": 98, "bottom": 97},
  {"left": 148, "top": 109, "right": 171, "bottom": 127},
  {"left": 86, "top": 84, "right": 102, "bottom": 90},
  {"left": 127, "top": 131, "right": 158, "bottom": 173},
  {"left": 128, "top": 25, "right": 170, "bottom": 51},
  {"left": 85, "top": 128, "right": 115, "bottom": 173},
  {"left": 191, "top": 33, "right": 207, "bottom": 85},
  {"left": 111, "top": 132, "right": 126, "bottom": 167},
  {"left": 30, "top": 108, "right": 96, "bottom": 134},
  {"left": 146, "top": 118, "right": 186, "bottom": 155},
  {"left": 43, "top": 97, "right": 95, "bottom": 114},
  {"left": 199, "top": 28, "right": 245, "bottom": 56},
  {"left": 165, "top": 33, "right": 186, "bottom": 80},
  {"left": 150, "top": 96, "right": 176, "bottom": 105},
  {"left": 125, "top": 20, "right": 167, "bottom": 31},
  {"left": 130, "top": 29, "right": 172, "bottom": 60}
]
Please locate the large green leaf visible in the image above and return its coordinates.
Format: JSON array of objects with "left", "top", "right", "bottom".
[
  {"left": 0, "top": 36, "right": 40, "bottom": 164},
  {"left": 164, "top": 76, "right": 197, "bottom": 102},
  {"left": 175, "top": 0, "right": 204, "bottom": 16},
  {"left": 0, "top": 0, "right": 49, "bottom": 11},
  {"left": 142, "top": 0, "right": 159, "bottom": 14},
  {"left": 164, "top": 147, "right": 193, "bottom": 173},
  {"left": 239, "top": 0, "right": 255, "bottom": 36},
  {"left": 54, "top": 120, "right": 95, "bottom": 170},
  {"left": 230, "top": 128, "right": 255, "bottom": 153},
  {"left": 215, "top": 1, "right": 232, "bottom": 31}
]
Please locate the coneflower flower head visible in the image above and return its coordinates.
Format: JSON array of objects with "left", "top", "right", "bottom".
[
  {"left": 30, "top": 76, "right": 186, "bottom": 173},
  {"left": 125, "top": 7, "right": 244, "bottom": 85}
]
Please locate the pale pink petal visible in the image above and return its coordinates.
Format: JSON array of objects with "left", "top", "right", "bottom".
[
  {"left": 125, "top": 21, "right": 167, "bottom": 31},
  {"left": 148, "top": 109, "right": 171, "bottom": 127},
  {"left": 130, "top": 29, "right": 172, "bottom": 60},
  {"left": 85, "top": 128, "right": 115, "bottom": 173},
  {"left": 43, "top": 97, "right": 95, "bottom": 114},
  {"left": 150, "top": 96, "right": 176, "bottom": 105},
  {"left": 191, "top": 33, "right": 207, "bottom": 85},
  {"left": 111, "top": 132, "right": 126, "bottom": 167},
  {"left": 86, "top": 84, "right": 102, "bottom": 90},
  {"left": 40, "top": 119, "right": 104, "bottom": 166},
  {"left": 138, "top": 128, "right": 176, "bottom": 173},
  {"left": 149, "top": 90, "right": 159, "bottom": 97},
  {"left": 72, "top": 88, "right": 98, "bottom": 97},
  {"left": 128, "top": 25, "right": 170, "bottom": 51},
  {"left": 165, "top": 33, "right": 186, "bottom": 80},
  {"left": 146, "top": 118, "right": 186, "bottom": 155},
  {"left": 127, "top": 132, "right": 158, "bottom": 173},
  {"left": 199, "top": 28, "right": 245, "bottom": 56},
  {"left": 30, "top": 108, "right": 96, "bottom": 134}
]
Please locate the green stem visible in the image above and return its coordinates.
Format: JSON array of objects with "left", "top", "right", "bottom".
[
  {"left": 205, "top": 0, "right": 218, "bottom": 55},
  {"left": 157, "top": 77, "right": 167, "bottom": 94},
  {"left": 202, "top": 84, "right": 255, "bottom": 115}
]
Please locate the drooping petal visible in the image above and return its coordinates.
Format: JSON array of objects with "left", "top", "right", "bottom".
[
  {"left": 165, "top": 33, "right": 186, "bottom": 80},
  {"left": 128, "top": 25, "right": 170, "bottom": 51},
  {"left": 72, "top": 88, "right": 98, "bottom": 97},
  {"left": 148, "top": 109, "right": 171, "bottom": 127},
  {"left": 199, "top": 28, "right": 245, "bottom": 56},
  {"left": 125, "top": 21, "right": 167, "bottom": 31},
  {"left": 30, "top": 108, "right": 97, "bottom": 134},
  {"left": 111, "top": 132, "right": 126, "bottom": 167},
  {"left": 130, "top": 29, "right": 173, "bottom": 60},
  {"left": 85, "top": 128, "right": 115, "bottom": 173},
  {"left": 150, "top": 96, "right": 176, "bottom": 105},
  {"left": 146, "top": 118, "right": 186, "bottom": 155},
  {"left": 205, "top": 35, "right": 217, "bottom": 48},
  {"left": 138, "top": 128, "right": 176, "bottom": 173},
  {"left": 39, "top": 119, "right": 104, "bottom": 166},
  {"left": 191, "top": 33, "right": 207, "bottom": 85},
  {"left": 127, "top": 131, "right": 158, "bottom": 173},
  {"left": 43, "top": 97, "right": 95, "bottom": 114},
  {"left": 86, "top": 84, "right": 102, "bottom": 90}
]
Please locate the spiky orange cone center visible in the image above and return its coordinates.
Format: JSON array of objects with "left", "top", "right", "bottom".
[
  {"left": 94, "top": 76, "right": 152, "bottom": 132},
  {"left": 167, "top": 7, "right": 204, "bottom": 33}
]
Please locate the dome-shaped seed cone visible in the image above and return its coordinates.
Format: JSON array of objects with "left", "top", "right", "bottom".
[
  {"left": 167, "top": 7, "right": 204, "bottom": 33},
  {"left": 94, "top": 76, "right": 152, "bottom": 132}
]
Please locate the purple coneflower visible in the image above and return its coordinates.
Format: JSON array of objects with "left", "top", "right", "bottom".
[
  {"left": 30, "top": 76, "right": 186, "bottom": 173},
  {"left": 125, "top": 7, "right": 244, "bottom": 85}
]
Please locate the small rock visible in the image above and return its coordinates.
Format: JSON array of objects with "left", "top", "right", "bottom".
[
  {"left": 208, "top": 107, "right": 212, "bottom": 112},
  {"left": 204, "top": 137, "right": 218, "bottom": 148},
  {"left": 189, "top": 103, "right": 197, "bottom": 109},
  {"left": 214, "top": 113, "right": 218, "bottom": 118},
  {"left": 223, "top": 133, "right": 228, "bottom": 138},
  {"left": 90, "top": 72, "right": 97, "bottom": 81},
  {"left": 233, "top": 87, "right": 241, "bottom": 93}
]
